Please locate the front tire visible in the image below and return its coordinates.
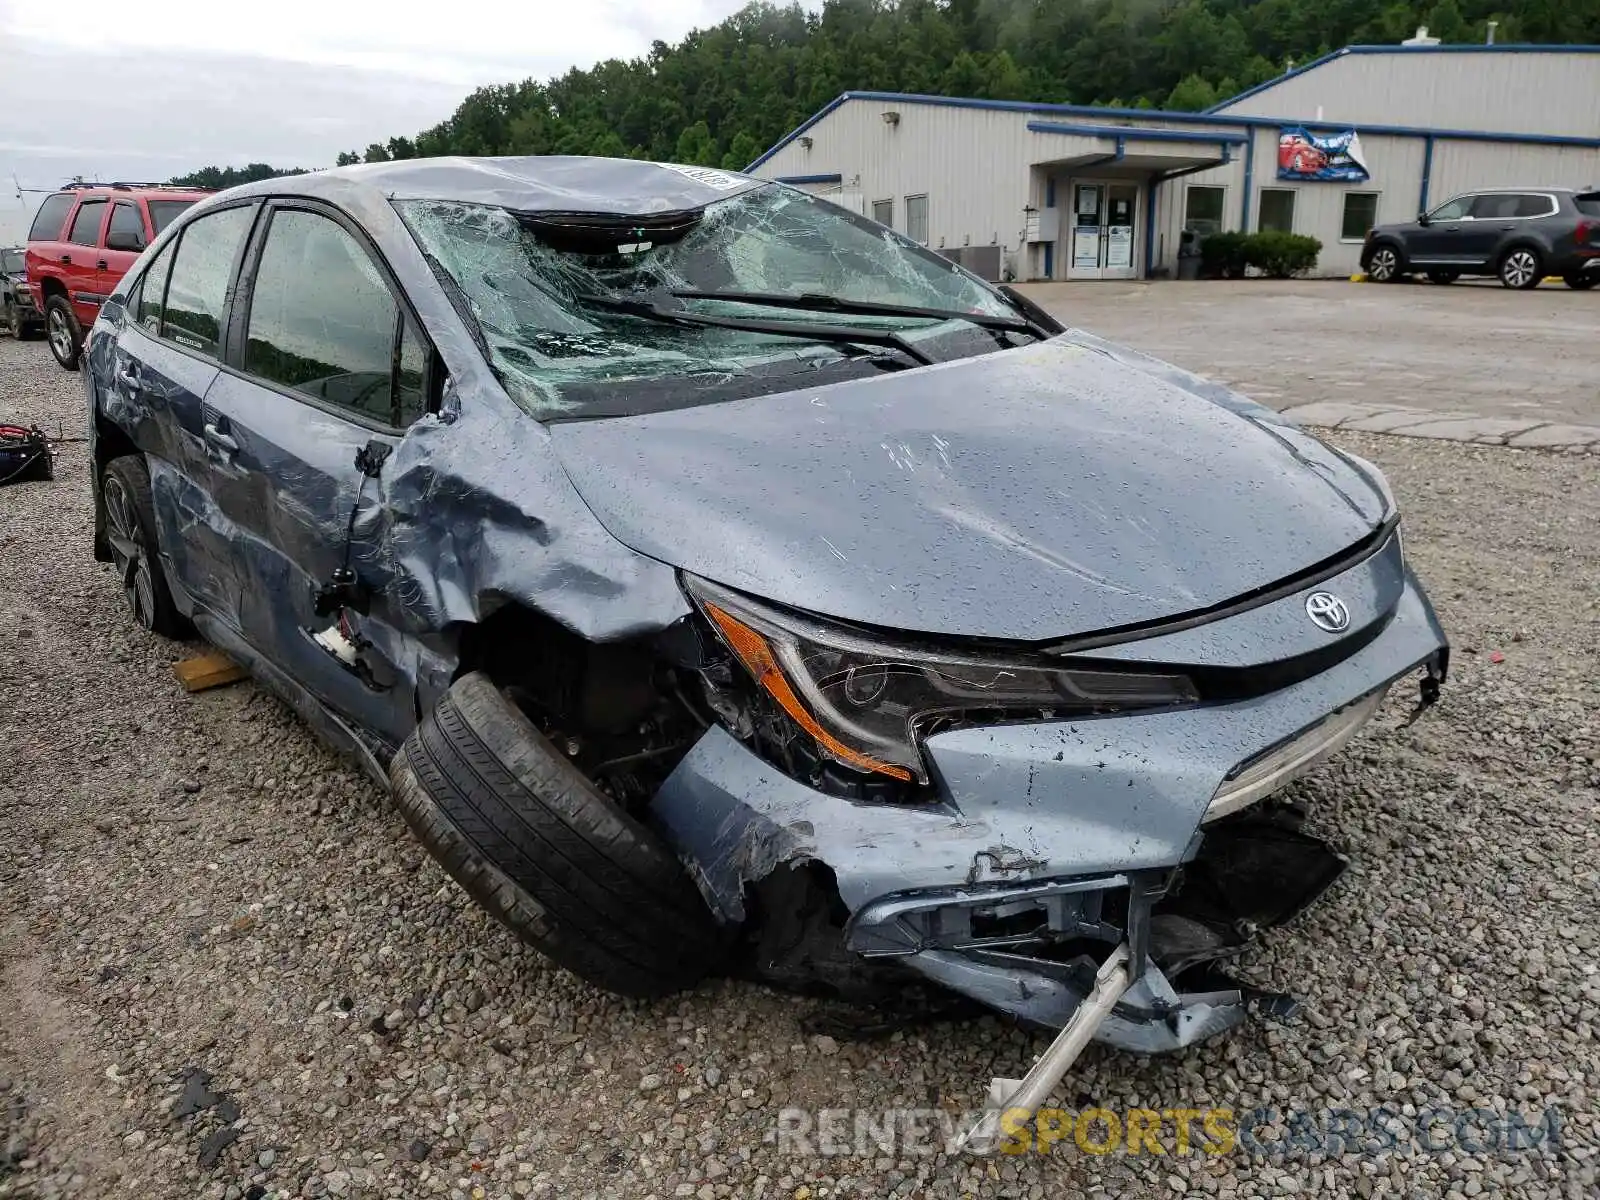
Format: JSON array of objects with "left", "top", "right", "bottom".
[
  {"left": 1498, "top": 247, "right": 1543, "bottom": 290},
  {"left": 1564, "top": 272, "right": 1598, "bottom": 291},
  {"left": 1365, "top": 244, "right": 1405, "bottom": 282},
  {"left": 44, "top": 295, "right": 82, "bottom": 369},
  {"left": 390, "top": 672, "right": 728, "bottom": 998},
  {"left": 100, "top": 456, "right": 189, "bottom": 637}
]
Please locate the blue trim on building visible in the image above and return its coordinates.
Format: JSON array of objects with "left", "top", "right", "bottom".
[
  {"left": 747, "top": 79, "right": 1600, "bottom": 171},
  {"left": 1027, "top": 121, "right": 1248, "bottom": 145},
  {"left": 1207, "top": 43, "right": 1600, "bottom": 114},
  {"left": 1143, "top": 178, "right": 1157, "bottom": 278},
  {"left": 773, "top": 173, "right": 843, "bottom": 185},
  {"left": 1418, "top": 136, "right": 1435, "bottom": 213},
  {"left": 1240, "top": 133, "right": 1255, "bottom": 230}
]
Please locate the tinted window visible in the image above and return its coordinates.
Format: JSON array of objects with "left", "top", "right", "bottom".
[
  {"left": 132, "top": 241, "right": 178, "bottom": 335},
  {"left": 1, "top": 250, "right": 21, "bottom": 274},
  {"left": 149, "top": 200, "right": 197, "bottom": 234},
  {"left": 1428, "top": 196, "right": 1471, "bottom": 221},
  {"left": 1469, "top": 194, "right": 1518, "bottom": 220},
  {"left": 244, "top": 209, "right": 420, "bottom": 427},
  {"left": 1577, "top": 193, "right": 1600, "bottom": 218},
  {"left": 108, "top": 202, "right": 146, "bottom": 250},
  {"left": 1258, "top": 189, "right": 1295, "bottom": 233},
  {"left": 28, "top": 194, "right": 74, "bottom": 241},
  {"left": 1183, "top": 186, "right": 1225, "bottom": 236},
  {"left": 1514, "top": 193, "right": 1554, "bottom": 218},
  {"left": 163, "top": 205, "right": 255, "bottom": 357},
  {"left": 1341, "top": 192, "right": 1379, "bottom": 240},
  {"left": 68, "top": 200, "right": 107, "bottom": 246}
]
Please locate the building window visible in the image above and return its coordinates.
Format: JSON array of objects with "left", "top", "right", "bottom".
[
  {"left": 1340, "top": 192, "right": 1380, "bottom": 241},
  {"left": 905, "top": 194, "right": 929, "bottom": 244},
  {"left": 1258, "top": 189, "right": 1296, "bottom": 233},
  {"left": 1183, "top": 186, "right": 1226, "bottom": 237},
  {"left": 871, "top": 199, "right": 894, "bottom": 228}
]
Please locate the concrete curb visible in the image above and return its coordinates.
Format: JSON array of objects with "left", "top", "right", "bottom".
[{"left": 1281, "top": 400, "right": 1599, "bottom": 452}]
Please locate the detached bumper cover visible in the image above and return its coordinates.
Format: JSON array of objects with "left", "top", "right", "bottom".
[{"left": 651, "top": 565, "right": 1447, "bottom": 1042}]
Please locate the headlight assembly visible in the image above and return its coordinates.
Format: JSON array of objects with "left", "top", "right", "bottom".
[{"left": 685, "top": 576, "right": 1198, "bottom": 784}]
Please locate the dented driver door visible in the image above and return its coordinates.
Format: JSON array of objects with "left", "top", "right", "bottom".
[{"left": 195, "top": 200, "right": 433, "bottom": 747}]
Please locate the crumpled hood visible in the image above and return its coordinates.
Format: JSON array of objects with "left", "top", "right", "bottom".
[{"left": 548, "top": 336, "right": 1388, "bottom": 641}]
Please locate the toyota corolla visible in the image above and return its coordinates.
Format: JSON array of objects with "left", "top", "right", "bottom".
[{"left": 83, "top": 158, "right": 1448, "bottom": 1112}]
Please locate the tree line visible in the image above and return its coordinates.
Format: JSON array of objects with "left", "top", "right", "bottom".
[{"left": 170, "top": 0, "right": 1599, "bottom": 188}]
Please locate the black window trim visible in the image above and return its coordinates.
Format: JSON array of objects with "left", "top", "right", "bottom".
[
  {"left": 223, "top": 196, "right": 439, "bottom": 435},
  {"left": 108, "top": 200, "right": 147, "bottom": 251}
]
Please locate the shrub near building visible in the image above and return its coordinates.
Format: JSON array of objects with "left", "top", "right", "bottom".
[{"left": 1201, "top": 231, "right": 1322, "bottom": 279}]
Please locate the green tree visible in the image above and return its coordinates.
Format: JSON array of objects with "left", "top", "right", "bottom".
[
  {"left": 1167, "top": 74, "right": 1220, "bottom": 111},
  {"left": 363, "top": 143, "right": 391, "bottom": 163}
]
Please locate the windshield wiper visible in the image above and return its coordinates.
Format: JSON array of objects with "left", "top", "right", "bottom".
[
  {"left": 669, "top": 288, "right": 1051, "bottom": 339},
  {"left": 576, "top": 293, "right": 937, "bottom": 366}
]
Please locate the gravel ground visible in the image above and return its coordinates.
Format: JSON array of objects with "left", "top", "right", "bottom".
[{"left": 1, "top": 333, "right": 1596, "bottom": 1200}]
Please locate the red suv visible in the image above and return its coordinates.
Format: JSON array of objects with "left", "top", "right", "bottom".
[{"left": 25, "top": 183, "right": 210, "bottom": 369}]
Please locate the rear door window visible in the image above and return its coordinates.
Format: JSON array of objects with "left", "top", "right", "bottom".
[
  {"left": 29, "top": 194, "right": 75, "bottom": 241},
  {"left": 161, "top": 205, "right": 256, "bottom": 357},
  {"left": 68, "top": 200, "right": 108, "bottom": 246}
]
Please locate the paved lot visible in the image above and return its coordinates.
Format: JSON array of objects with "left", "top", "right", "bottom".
[
  {"left": 2, "top": 330, "right": 1598, "bottom": 1200},
  {"left": 1023, "top": 280, "right": 1599, "bottom": 449}
]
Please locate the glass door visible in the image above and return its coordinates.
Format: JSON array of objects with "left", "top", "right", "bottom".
[
  {"left": 1070, "top": 184, "right": 1104, "bottom": 279},
  {"left": 1068, "top": 181, "right": 1140, "bottom": 279}
]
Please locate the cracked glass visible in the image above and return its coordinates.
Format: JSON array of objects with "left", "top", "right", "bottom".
[{"left": 396, "top": 184, "right": 1022, "bottom": 420}]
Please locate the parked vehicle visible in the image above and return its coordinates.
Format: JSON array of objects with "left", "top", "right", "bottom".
[
  {"left": 1361, "top": 186, "right": 1600, "bottom": 289},
  {"left": 26, "top": 182, "right": 208, "bottom": 369},
  {"left": 84, "top": 159, "right": 1449, "bottom": 1069},
  {"left": 1, "top": 247, "right": 44, "bottom": 338}
]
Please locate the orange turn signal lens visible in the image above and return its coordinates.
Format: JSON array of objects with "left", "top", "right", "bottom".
[{"left": 703, "top": 602, "right": 914, "bottom": 782}]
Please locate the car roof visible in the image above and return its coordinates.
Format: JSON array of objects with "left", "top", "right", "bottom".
[
  {"left": 50, "top": 185, "right": 212, "bottom": 200},
  {"left": 221, "top": 156, "right": 766, "bottom": 216},
  {"left": 1456, "top": 185, "right": 1583, "bottom": 193}
]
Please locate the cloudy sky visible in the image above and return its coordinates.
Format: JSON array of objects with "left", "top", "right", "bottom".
[{"left": 0, "top": 0, "right": 788, "bottom": 241}]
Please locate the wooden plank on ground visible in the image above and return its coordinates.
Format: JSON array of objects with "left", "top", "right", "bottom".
[{"left": 173, "top": 652, "right": 248, "bottom": 693}]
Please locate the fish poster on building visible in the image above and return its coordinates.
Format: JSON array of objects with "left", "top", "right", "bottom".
[{"left": 1277, "top": 128, "right": 1370, "bottom": 181}]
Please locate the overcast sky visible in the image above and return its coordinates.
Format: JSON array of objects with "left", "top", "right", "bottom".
[{"left": 0, "top": 0, "right": 792, "bottom": 242}]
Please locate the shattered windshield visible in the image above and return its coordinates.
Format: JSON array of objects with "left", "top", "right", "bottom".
[{"left": 396, "top": 184, "right": 1026, "bottom": 420}]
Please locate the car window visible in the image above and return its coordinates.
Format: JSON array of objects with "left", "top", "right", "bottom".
[
  {"left": 68, "top": 200, "right": 107, "bottom": 246},
  {"left": 1512, "top": 193, "right": 1553, "bottom": 218},
  {"left": 108, "top": 202, "right": 146, "bottom": 250},
  {"left": 244, "top": 208, "right": 424, "bottom": 427},
  {"left": 1469, "top": 194, "right": 1518, "bottom": 220},
  {"left": 397, "top": 182, "right": 1019, "bottom": 421},
  {"left": 29, "top": 194, "right": 74, "bottom": 241},
  {"left": 161, "top": 205, "right": 256, "bottom": 357},
  {"left": 148, "top": 200, "right": 197, "bottom": 235},
  {"left": 1428, "top": 196, "right": 1472, "bottom": 221},
  {"left": 1577, "top": 193, "right": 1600, "bottom": 218},
  {"left": 1, "top": 249, "right": 21, "bottom": 274},
  {"left": 130, "top": 240, "right": 179, "bottom": 335}
]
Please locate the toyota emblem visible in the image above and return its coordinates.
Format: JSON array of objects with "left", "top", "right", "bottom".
[{"left": 1305, "top": 591, "right": 1351, "bottom": 633}]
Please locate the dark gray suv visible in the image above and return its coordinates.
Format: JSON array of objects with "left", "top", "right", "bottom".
[{"left": 1361, "top": 186, "right": 1600, "bottom": 289}]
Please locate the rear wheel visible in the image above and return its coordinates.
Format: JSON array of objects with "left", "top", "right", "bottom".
[
  {"left": 390, "top": 672, "right": 728, "bottom": 998},
  {"left": 1564, "top": 272, "right": 1598, "bottom": 291},
  {"left": 1365, "top": 244, "right": 1405, "bottom": 282},
  {"left": 1426, "top": 270, "right": 1460, "bottom": 285},
  {"left": 100, "top": 456, "right": 190, "bottom": 637},
  {"left": 44, "top": 295, "right": 82, "bottom": 369},
  {"left": 1498, "top": 247, "right": 1543, "bottom": 290}
]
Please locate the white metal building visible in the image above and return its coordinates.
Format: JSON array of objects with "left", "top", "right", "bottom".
[{"left": 746, "top": 43, "right": 1600, "bottom": 280}]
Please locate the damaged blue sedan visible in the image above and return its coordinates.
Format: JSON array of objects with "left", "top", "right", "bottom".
[{"left": 84, "top": 158, "right": 1448, "bottom": 1107}]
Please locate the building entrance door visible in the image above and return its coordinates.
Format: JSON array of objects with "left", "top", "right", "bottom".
[{"left": 1068, "top": 181, "right": 1140, "bottom": 279}]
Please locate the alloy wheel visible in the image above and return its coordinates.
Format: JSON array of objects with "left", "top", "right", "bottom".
[
  {"left": 102, "top": 475, "right": 156, "bottom": 629},
  {"left": 1368, "top": 248, "right": 1397, "bottom": 281},
  {"left": 1502, "top": 250, "right": 1539, "bottom": 289},
  {"left": 47, "top": 308, "right": 73, "bottom": 361}
]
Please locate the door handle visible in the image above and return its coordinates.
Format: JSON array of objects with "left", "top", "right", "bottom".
[
  {"left": 59, "top": 254, "right": 72, "bottom": 264},
  {"left": 203, "top": 422, "right": 239, "bottom": 454},
  {"left": 96, "top": 259, "right": 109, "bottom": 270},
  {"left": 1500, "top": 225, "right": 1516, "bottom": 231},
  {"left": 115, "top": 362, "right": 141, "bottom": 388}
]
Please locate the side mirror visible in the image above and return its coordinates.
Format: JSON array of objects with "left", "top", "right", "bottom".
[
  {"left": 106, "top": 229, "right": 145, "bottom": 252},
  {"left": 1416, "top": 212, "right": 1431, "bottom": 227}
]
